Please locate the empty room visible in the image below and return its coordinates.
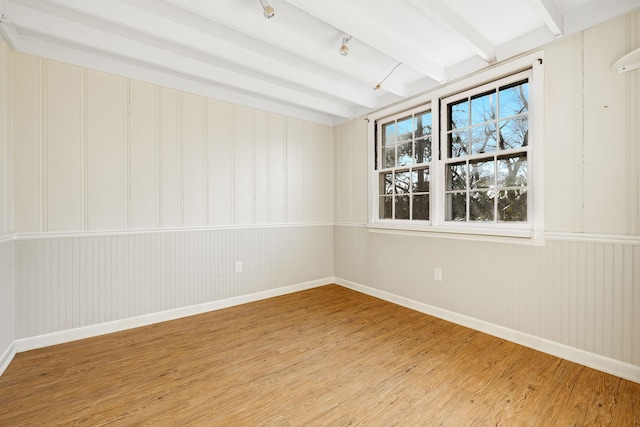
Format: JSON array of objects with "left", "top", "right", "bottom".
[{"left": 0, "top": 0, "right": 639, "bottom": 425}]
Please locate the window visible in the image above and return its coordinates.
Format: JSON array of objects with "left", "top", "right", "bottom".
[
  {"left": 369, "top": 55, "right": 543, "bottom": 241},
  {"left": 442, "top": 73, "right": 530, "bottom": 224},
  {"left": 377, "top": 107, "right": 432, "bottom": 222}
]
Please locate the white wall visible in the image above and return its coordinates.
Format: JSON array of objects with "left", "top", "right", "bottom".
[
  {"left": 15, "top": 226, "right": 333, "bottom": 339},
  {"left": 5, "top": 51, "right": 335, "bottom": 345},
  {"left": 10, "top": 55, "right": 334, "bottom": 231},
  {"left": 0, "top": 38, "right": 15, "bottom": 373},
  {"left": 334, "top": 12, "right": 640, "bottom": 375},
  {"left": 2, "top": 10, "right": 639, "bottom": 383}
]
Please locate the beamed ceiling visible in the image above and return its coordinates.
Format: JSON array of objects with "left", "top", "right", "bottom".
[{"left": 0, "top": 0, "right": 638, "bottom": 125}]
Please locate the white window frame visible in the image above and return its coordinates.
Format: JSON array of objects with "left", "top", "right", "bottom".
[
  {"left": 375, "top": 104, "right": 434, "bottom": 225},
  {"left": 367, "top": 52, "right": 544, "bottom": 244}
]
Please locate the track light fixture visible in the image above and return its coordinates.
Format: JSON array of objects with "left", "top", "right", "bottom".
[
  {"left": 340, "top": 36, "right": 351, "bottom": 56},
  {"left": 259, "top": 0, "right": 275, "bottom": 19},
  {"left": 374, "top": 62, "right": 402, "bottom": 91}
]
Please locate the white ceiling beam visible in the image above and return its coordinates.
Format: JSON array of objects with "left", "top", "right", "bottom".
[
  {"left": 283, "top": 0, "right": 446, "bottom": 83},
  {"left": 527, "top": 0, "right": 564, "bottom": 36},
  {"left": 564, "top": 0, "right": 638, "bottom": 36},
  {"left": 6, "top": 2, "right": 354, "bottom": 118},
  {"left": 44, "top": 0, "right": 378, "bottom": 108},
  {"left": 166, "top": 0, "right": 408, "bottom": 98},
  {"left": 17, "top": 36, "right": 339, "bottom": 126},
  {"left": 0, "top": 5, "right": 18, "bottom": 49},
  {"left": 406, "top": 0, "right": 495, "bottom": 63}
]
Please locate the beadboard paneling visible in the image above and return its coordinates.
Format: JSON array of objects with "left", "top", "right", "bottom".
[
  {"left": 233, "top": 105, "right": 254, "bottom": 225},
  {"left": 0, "top": 39, "right": 11, "bottom": 235},
  {"left": 159, "top": 87, "right": 180, "bottom": 227},
  {"left": 582, "top": 17, "right": 627, "bottom": 234},
  {"left": 334, "top": 118, "right": 368, "bottom": 224},
  {"left": 14, "top": 225, "right": 334, "bottom": 339},
  {"left": 334, "top": 224, "right": 640, "bottom": 367},
  {"left": 45, "top": 61, "right": 83, "bottom": 231},
  {"left": 544, "top": 14, "right": 639, "bottom": 234},
  {"left": 12, "top": 53, "right": 41, "bottom": 232},
  {"left": 0, "top": 240, "right": 14, "bottom": 370},
  {"left": 181, "top": 93, "right": 206, "bottom": 227},
  {"left": 267, "top": 112, "right": 287, "bottom": 224},
  {"left": 207, "top": 99, "right": 234, "bottom": 225},
  {"left": 129, "top": 81, "right": 158, "bottom": 229},
  {"left": 86, "top": 70, "right": 126, "bottom": 230},
  {"left": 9, "top": 54, "right": 334, "bottom": 232}
]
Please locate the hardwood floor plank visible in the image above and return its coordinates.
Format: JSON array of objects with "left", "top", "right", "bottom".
[{"left": 1, "top": 284, "right": 638, "bottom": 426}]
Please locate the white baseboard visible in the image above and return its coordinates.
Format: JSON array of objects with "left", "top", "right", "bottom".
[
  {"left": 335, "top": 277, "right": 640, "bottom": 384},
  {"left": 7, "top": 278, "right": 332, "bottom": 361},
  {"left": 6, "top": 276, "right": 638, "bottom": 385},
  {"left": 0, "top": 341, "right": 16, "bottom": 377}
]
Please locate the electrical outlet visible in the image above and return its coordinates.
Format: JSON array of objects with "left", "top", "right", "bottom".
[
  {"left": 235, "top": 261, "right": 242, "bottom": 273},
  {"left": 434, "top": 267, "right": 442, "bottom": 282}
]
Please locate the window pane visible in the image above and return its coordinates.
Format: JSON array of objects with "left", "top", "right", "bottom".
[
  {"left": 498, "top": 189, "right": 527, "bottom": 222},
  {"left": 412, "top": 194, "right": 429, "bottom": 220},
  {"left": 395, "top": 171, "right": 411, "bottom": 194},
  {"left": 471, "top": 90, "right": 495, "bottom": 125},
  {"left": 412, "top": 167, "right": 429, "bottom": 192},
  {"left": 414, "top": 137, "right": 431, "bottom": 163},
  {"left": 395, "top": 195, "right": 410, "bottom": 219},
  {"left": 415, "top": 111, "right": 432, "bottom": 139},
  {"left": 469, "top": 191, "right": 495, "bottom": 221},
  {"left": 383, "top": 146, "right": 395, "bottom": 168},
  {"left": 397, "top": 116, "right": 413, "bottom": 142},
  {"left": 447, "top": 162, "right": 466, "bottom": 191},
  {"left": 471, "top": 124, "right": 497, "bottom": 155},
  {"left": 497, "top": 155, "right": 527, "bottom": 187},
  {"left": 469, "top": 160, "right": 495, "bottom": 189},
  {"left": 446, "top": 192, "right": 466, "bottom": 221},
  {"left": 383, "top": 122, "right": 396, "bottom": 146},
  {"left": 379, "top": 172, "right": 393, "bottom": 195},
  {"left": 499, "top": 80, "right": 529, "bottom": 118},
  {"left": 448, "top": 130, "right": 468, "bottom": 158},
  {"left": 397, "top": 142, "right": 412, "bottom": 166},
  {"left": 448, "top": 99, "right": 469, "bottom": 130},
  {"left": 499, "top": 117, "right": 528, "bottom": 149},
  {"left": 380, "top": 196, "right": 393, "bottom": 219}
]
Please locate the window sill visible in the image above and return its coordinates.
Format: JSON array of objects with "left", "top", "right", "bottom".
[{"left": 367, "top": 222, "right": 543, "bottom": 245}]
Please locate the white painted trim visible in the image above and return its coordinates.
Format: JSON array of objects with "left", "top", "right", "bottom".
[
  {"left": 335, "top": 277, "right": 640, "bottom": 384},
  {"left": 0, "top": 9, "right": 18, "bottom": 50},
  {"left": 0, "top": 341, "right": 16, "bottom": 377},
  {"left": 333, "top": 223, "right": 640, "bottom": 246},
  {"left": 527, "top": 0, "right": 564, "bottom": 36},
  {"left": 4, "top": 227, "right": 639, "bottom": 245},
  {"left": 3, "top": 222, "right": 334, "bottom": 241},
  {"left": 12, "top": 278, "right": 333, "bottom": 355},
  {"left": 333, "top": 221, "right": 367, "bottom": 227},
  {"left": 367, "top": 224, "right": 541, "bottom": 246},
  {"left": 545, "top": 232, "right": 640, "bottom": 245}
]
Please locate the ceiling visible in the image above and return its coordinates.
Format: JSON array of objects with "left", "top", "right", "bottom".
[{"left": 0, "top": 0, "right": 638, "bottom": 126}]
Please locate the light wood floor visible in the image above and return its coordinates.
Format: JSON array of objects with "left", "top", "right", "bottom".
[{"left": 1, "top": 284, "right": 638, "bottom": 426}]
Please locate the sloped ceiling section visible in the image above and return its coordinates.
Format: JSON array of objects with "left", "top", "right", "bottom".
[{"left": 0, "top": 0, "right": 638, "bottom": 125}]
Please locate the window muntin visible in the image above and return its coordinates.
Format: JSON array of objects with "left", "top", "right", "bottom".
[
  {"left": 443, "top": 76, "right": 530, "bottom": 224},
  {"left": 368, "top": 55, "right": 541, "bottom": 241},
  {"left": 377, "top": 108, "right": 432, "bottom": 221}
]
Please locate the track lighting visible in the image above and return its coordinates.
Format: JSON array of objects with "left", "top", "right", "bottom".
[
  {"left": 259, "top": 0, "right": 275, "bottom": 19},
  {"left": 373, "top": 62, "right": 402, "bottom": 91},
  {"left": 340, "top": 36, "right": 351, "bottom": 56}
]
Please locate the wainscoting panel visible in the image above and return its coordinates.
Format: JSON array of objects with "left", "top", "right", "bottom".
[
  {"left": 14, "top": 225, "right": 333, "bottom": 339},
  {"left": 9, "top": 52, "right": 335, "bottom": 234},
  {"left": 0, "top": 240, "right": 14, "bottom": 374},
  {"left": 334, "top": 225, "right": 640, "bottom": 368}
]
